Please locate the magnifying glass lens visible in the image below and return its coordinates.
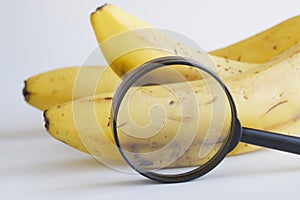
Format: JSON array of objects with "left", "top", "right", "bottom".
[{"left": 113, "top": 58, "right": 235, "bottom": 179}]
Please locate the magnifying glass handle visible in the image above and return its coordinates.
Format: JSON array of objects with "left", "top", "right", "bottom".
[{"left": 241, "top": 128, "right": 300, "bottom": 155}]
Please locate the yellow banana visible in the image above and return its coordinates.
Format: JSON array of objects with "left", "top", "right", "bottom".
[
  {"left": 211, "top": 15, "right": 300, "bottom": 63},
  {"left": 23, "top": 60, "right": 256, "bottom": 111},
  {"left": 44, "top": 43, "right": 300, "bottom": 162},
  {"left": 91, "top": 4, "right": 300, "bottom": 75},
  {"left": 23, "top": 66, "right": 120, "bottom": 110},
  {"left": 91, "top": 4, "right": 256, "bottom": 78},
  {"left": 23, "top": 54, "right": 258, "bottom": 111}
]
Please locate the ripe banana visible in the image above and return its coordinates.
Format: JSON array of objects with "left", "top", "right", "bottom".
[
  {"left": 44, "top": 43, "right": 300, "bottom": 163},
  {"left": 23, "top": 66, "right": 120, "bottom": 110},
  {"left": 24, "top": 61, "right": 258, "bottom": 111},
  {"left": 91, "top": 4, "right": 255, "bottom": 78},
  {"left": 91, "top": 4, "right": 300, "bottom": 75},
  {"left": 211, "top": 15, "right": 300, "bottom": 63}
]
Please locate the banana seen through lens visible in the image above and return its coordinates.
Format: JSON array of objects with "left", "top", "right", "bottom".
[{"left": 111, "top": 56, "right": 300, "bottom": 183}]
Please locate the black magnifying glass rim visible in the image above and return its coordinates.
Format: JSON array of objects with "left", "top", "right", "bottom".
[{"left": 111, "top": 56, "right": 242, "bottom": 183}]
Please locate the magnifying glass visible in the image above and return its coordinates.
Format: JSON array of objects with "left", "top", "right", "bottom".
[{"left": 111, "top": 55, "right": 300, "bottom": 183}]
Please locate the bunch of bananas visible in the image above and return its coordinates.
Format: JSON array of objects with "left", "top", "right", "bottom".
[{"left": 24, "top": 4, "right": 300, "bottom": 166}]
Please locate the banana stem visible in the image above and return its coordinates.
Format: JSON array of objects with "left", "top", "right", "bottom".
[{"left": 241, "top": 128, "right": 300, "bottom": 154}]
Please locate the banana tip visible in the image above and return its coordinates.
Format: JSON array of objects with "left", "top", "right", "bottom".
[
  {"left": 95, "top": 3, "right": 108, "bottom": 12},
  {"left": 22, "top": 80, "right": 30, "bottom": 101},
  {"left": 43, "top": 110, "right": 50, "bottom": 131}
]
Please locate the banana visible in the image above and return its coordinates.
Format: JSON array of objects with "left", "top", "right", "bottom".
[
  {"left": 44, "top": 43, "right": 300, "bottom": 163},
  {"left": 211, "top": 15, "right": 300, "bottom": 63},
  {"left": 23, "top": 60, "right": 257, "bottom": 111},
  {"left": 91, "top": 4, "right": 300, "bottom": 75},
  {"left": 23, "top": 50, "right": 258, "bottom": 111},
  {"left": 91, "top": 4, "right": 257, "bottom": 78},
  {"left": 23, "top": 66, "right": 120, "bottom": 110}
]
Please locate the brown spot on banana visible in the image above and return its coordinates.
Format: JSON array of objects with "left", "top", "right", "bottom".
[
  {"left": 279, "top": 91, "right": 285, "bottom": 97},
  {"left": 89, "top": 97, "right": 113, "bottom": 102},
  {"left": 168, "top": 100, "right": 174, "bottom": 105},
  {"left": 104, "top": 97, "right": 113, "bottom": 100},
  {"left": 263, "top": 100, "right": 288, "bottom": 116},
  {"left": 107, "top": 117, "right": 111, "bottom": 127}
]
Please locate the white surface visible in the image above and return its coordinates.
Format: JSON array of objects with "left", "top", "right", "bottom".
[{"left": 1, "top": 0, "right": 300, "bottom": 199}]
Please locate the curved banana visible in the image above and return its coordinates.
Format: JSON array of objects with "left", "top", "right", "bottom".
[
  {"left": 91, "top": 4, "right": 300, "bottom": 75},
  {"left": 211, "top": 15, "right": 300, "bottom": 62},
  {"left": 44, "top": 43, "right": 300, "bottom": 162},
  {"left": 23, "top": 60, "right": 256, "bottom": 111},
  {"left": 23, "top": 66, "right": 120, "bottom": 110},
  {"left": 91, "top": 4, "right": 257, "bottom": 78}
]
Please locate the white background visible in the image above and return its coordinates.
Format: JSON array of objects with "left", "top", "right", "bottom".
[{"left": 1, "top": 0, "right": 300, "bottom": 199}]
